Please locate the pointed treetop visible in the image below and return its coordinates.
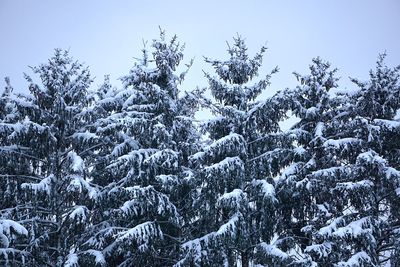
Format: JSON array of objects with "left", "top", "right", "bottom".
[
  {"left": 293, "top": 57, "right": 339, "bottom": 92},
  {"left": 2, "top": 77, "right": 13, "bottom": 97},
  {"left": 205, "top": 35, "right": 268, "bottom": 85}
]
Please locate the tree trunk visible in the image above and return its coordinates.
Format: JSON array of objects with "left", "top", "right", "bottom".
[{"left": 241, "top": 251, "right": 249, "bottom": 267}]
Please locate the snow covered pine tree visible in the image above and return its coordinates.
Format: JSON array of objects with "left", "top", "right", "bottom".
[
  {"left": 1, "top": 50, "right": 101, "bottom": 266},
  {"left": 0, "top": 77, "right": 31, "bottom": 265},
  {"left": 270, "top": 58, "right": 344, "bottom": 266},
  {"left": 1, "top": 32, "right": 399, "bottom": 267},
  {"left": 77, "top": 30, "right": 201, "bottom": 266},
  {"left": 301, "top": 54, "right": 400, "bottom": 266},
  {"left": 176, "top": 36, "right": 292, "bottom": 267},
  {"left": 274, "top": 55, "right": 400, "bottom": 266}
]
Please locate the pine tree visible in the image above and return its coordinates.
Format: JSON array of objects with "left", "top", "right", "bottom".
[
  {"left": 300, "top": 54, "right": 400, "bottom": 266},
  {"left": 78, "top": 30, "right": 201, "bottom": 266},
  {"left": 1, "top": 32, "right": 398, "bottom": 267},
  {"left": 269, "top": 58, "right": 345, "bottom": 266},
  {"left": 275, "top": 55, "right": 400, "bottom": 266},
  {"left": 0, "top": 50, "right": 101, "bottom": 266},
  {"left": 0, "top": 78, "right": 32, "bottom": 265},
  {"left": 177, "top": 36, "right": 290, "bottom": 267}
]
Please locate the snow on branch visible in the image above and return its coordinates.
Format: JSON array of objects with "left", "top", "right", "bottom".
[
  {"left": 0, "top": 220, "right": 28, "bottom": 248},
  {"left": 256, "top": 242, "right": 290, "bottom": 261},
  {"left": 115, "top": 221, "right": 163, "bottom": 252},
  {"left": 144, "top": 148, "right": 179, "bottom": 171},
  {"left": 118, "top": 185, "right": 181, "bottom": 225},
  {"left": 191, "top": 133, "right": 246, "bottom": 165},
  {"left": 336, "top": 251, "right": 373, "bottom": 267},
  {"left": 304, "top": 242, "right": 332, "bottom": 259},
  {"left": 67, "top": 174, "right": 99, "bottom": 200},
  {"left": 251, "top": 179, "right": 277, "bottom": 202},
  {"left": 68, "top": 151, "right": 84, "bottom": 173},
  {"left": 21, "top": 174, "right": 53, "bottom": 195},
  {"left": 218, "top": 189, "right": 246, "bottom": 211}
]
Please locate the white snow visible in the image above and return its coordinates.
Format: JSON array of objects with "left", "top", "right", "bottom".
[
  {"left": 252, "top": 179, "right": 276, "bottom": 201},
  {"left": 145, "top": 149, "right": 179, "bottom": 169},
  {"left": 315, "top": 122, "right": 324, "bottom": 137},
  {"left": 182, "top": 170, "right": 194, "bottom": 182},
  {"left": 394, "top": 109, "right": 400, "bottom": 120},
  {"left": 316, "top": 204, "right": 332, "bottom": 217},
  {"left": 0, "top": 220, "right": 28, "bottom": 241},
  {"left": 311, "top": 166, "right": 348, "bottom": 179},
  {"left": 117, "top": 221, "right": 161, "bottom": 245},
  {"left": 110, "top": 138, "right": 139, "bottom": 158},
  {"left": 257, "top": 242, "right": 289, "bottom": 260},
  {"left": 221, "top": 64, "right": 229, "bottom": 73},
  {"left": 156, "top": 174, "right": 178, "bottom": 184},
  {"left": 218, "top": 189, "right": 245, "bottom": 210},
  {"left": 12, "top": 95, "right": 36, "bottom": 108},
  {"left": 216, "top": 213, "right": 239, "bottom": 237},
  {"left": 67, "top": 174, "right": 99, "bottom": 200},
  {"left": 386, "top": 167, "right": 400, "bottom": 180},
  {"left": 374, "top": 118, "right": 400, "bottom": 129},
  {"left": 293, "top": 146, "right": 306, "bottom": 155},
  {"left": 323, "top": 138, "right": 361, "bottom": 148},
  {"left": 207, "top": 133, "right": 246, "bottom": 155},
  {"left": 69, "top": 206, "right": 88, "bottom": 223},
  {"left": 68, "top": 151, "right": 84, "bottom": 173},
  {"left": 204, "top": 156, "right": 244, "bottom": 174},
  {"left": 318, "top": 217, "right": 344, "bottom": 237},
  {"left": 305, "top": 106, "right": 318, "bottom": 118},
  {"left": 120, "top": 199, "right": 139, "bottom": 216},
  {"left": 330, "top": 86, "right": 360, "bottom": 96},
  {"left": 333, "top": 217, "right": 372, "bottom": 240},
  {"left": 21, "top": 174, "right": 52, "bottom": 195},
  {"left": 72, "top": 131, "right": 98, "bottom": 142},
  {"left": 336, "top": 180, "right": 374, "bottom": 191},
  {"left": 357, "top": 150, "right": 386, "bottom": 164},
  {"left": 280, "top": 162, "right": 302, "bottom": 179},
  {"left": 336, "top": 251, "right": 372, "bottom": 266},
  {"left": 190, "top": 151, "right": 206, "bottom": 162},
  {"left": 219, "top": 189, "right": 243, "bottom": 201},
  {"left": 179, "top": 232, "right": 215, "bottom": 265},
  {"left": 304, "top": 242, "right": 332, "bottom": 258},
  {"left": 64, "top": 253, "right": 79, "bottom": 267},
  {"left": 110, "top": 148, "right": 157, "bottom": 169},
  {"left": 86, "top": 249, "right": 106, "bottom": 265}
]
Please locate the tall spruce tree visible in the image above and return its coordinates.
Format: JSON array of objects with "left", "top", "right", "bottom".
[
  {"left": 1, "top": 32, "right": 399, "bottom": 267},
  {"left": 268, "top": 58, "right": 344, "bottom": 266},
  {"left": 273, "top": 55, "right": 400, "bottom": 266},
  {"left": 298, "top": 54, "right": 400, "bottom": 266},
  {"left": 0, "top": 50, "right": 101, "bottom": 266},
  {"left": 177, "top": 36, "right": 291, "bottom": 267},
  {"left": 0, "top": 78, "right": 32, "bottom": 265},
  {"left": 78, "top": 31, "right": 201, "bottom": 266}
]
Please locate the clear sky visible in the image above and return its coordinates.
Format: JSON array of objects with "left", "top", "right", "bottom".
[{"left": 1, "top": 0, "right": 399, "bottom": 100}]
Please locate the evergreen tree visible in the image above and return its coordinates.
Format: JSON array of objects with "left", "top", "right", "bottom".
[
  {"left": 1, "top": 32, "right": 399, "bottom": 267},
  {"left": 0, "top": 50, "right": 101, "bottom": 266},
  {"left": 79, "top": 31, "right": 201, "bottom": 266},
  {"left": 275, "top": 55, "right": 400, "bottom": 266},
  {"left": 299, "top": 54, "right": 400, "bottom": 266},
  {"left": 177, "top": 36, "right": 289, "bottom": 267},
  {"left": 269, "top": 58, "right": 343, "bottom": 266},
  {"left": 0, "top": 78, "right": 32, "bottom": 265}
]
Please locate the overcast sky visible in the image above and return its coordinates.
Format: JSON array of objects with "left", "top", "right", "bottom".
[{"left": 1, "top": 0, "right": 399, "bottom": 101}]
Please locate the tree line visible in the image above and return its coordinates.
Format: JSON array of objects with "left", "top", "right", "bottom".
[{"left": 1, "top": 30, "right": 399, "bottom": 267}]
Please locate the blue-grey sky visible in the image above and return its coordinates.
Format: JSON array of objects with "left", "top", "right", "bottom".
[{"left": 1, "top": 0, "right": 399, "bottom": 99}]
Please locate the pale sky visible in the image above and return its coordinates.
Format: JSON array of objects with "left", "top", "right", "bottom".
[{"left": 1, "top": 0, "right": 399, "bottom": 101}]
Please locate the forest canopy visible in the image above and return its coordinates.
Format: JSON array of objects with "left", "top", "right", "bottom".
[{"left": 1, "top": 31, "right": 400, "bottom": 267}]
